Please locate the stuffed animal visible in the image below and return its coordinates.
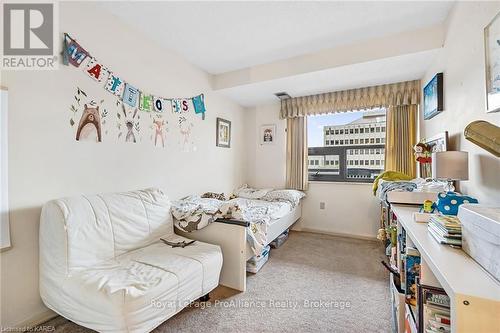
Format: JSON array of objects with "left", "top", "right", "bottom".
[{"left": 413, "top": 142, "right": 432, "bottom": 164}]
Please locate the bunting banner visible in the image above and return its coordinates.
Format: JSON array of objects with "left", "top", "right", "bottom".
[
  {"left": 123, "top": 83, "right": 140, "bottom": 108},
  {"left": 62, "top": 33, "right": 206, "bottom": 118},
  {"left": 139, "top": 92, "right": 153, "bottom": 112},
  {"left": 63, "top": 34, "right": 88, "bottom": 67},
  {"left": 105, "top": 73, "right": 125, "bottom": 97},
  {"left": 153, "top": 96, "right": 165, "bottom": 112},
  {"left": 85, "top": 57, "right": 108, "bottom": 82}
]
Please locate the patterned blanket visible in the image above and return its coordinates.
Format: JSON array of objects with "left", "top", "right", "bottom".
[{"left": 172, "top": 196, "right": 292, "bottom": 257}]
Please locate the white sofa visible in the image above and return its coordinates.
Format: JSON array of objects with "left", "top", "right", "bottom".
[{"left": 39, "top": 188, "right": 223, "bottom": 333}]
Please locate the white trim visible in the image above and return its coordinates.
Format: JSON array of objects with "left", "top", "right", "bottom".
[
  {"left": 13, "top": 309, "right": 57, "bottom": 331},
  {"left": 297, "top": 227, "right": 378, "bottom": 241},
  {"left": 0, "top": 89, "right": 11, "bottom": 251}
]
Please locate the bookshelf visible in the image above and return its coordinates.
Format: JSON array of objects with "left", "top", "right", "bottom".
[{"left": 391, "top": 204, "right": 500, "bottom": 333}]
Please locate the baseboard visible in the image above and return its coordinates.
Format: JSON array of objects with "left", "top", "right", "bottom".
[
  {"left": 294, "top": 228, "right": 378, "bottom": 241},
  {"left": 12, "top": 309, "right": 57, "bottom": 331}
]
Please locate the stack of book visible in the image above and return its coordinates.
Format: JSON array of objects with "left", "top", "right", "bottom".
[
  {"left": 422, "top": 289, "right": 451, "bottom": 333},
  {"left": 428, "top": 215, "right": 462, "bottom": 247}
]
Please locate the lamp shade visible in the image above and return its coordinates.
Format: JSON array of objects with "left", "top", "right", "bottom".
[{"left": 432, "top": 151, "right": 469, "bottom": 180}]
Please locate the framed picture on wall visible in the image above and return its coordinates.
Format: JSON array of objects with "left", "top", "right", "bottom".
[
  {"left": 216, "top": 117, "right": 231, "bottom": 148},
  {"left": 260, "top": 124, "right": 276, "bottom": 145},
  {"left": 485, "top": 12, "right": 500, "bottom": 113},
  {"left": 423, "top": 73, "right": 444, "bottom": 120}
]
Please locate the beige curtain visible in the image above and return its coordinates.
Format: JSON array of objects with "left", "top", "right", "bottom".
[
  {"left": 286, "top": 117, "right": 308, "bottom": 191},
  {"left": 385, "top": 105, "right": 418, "bottom": 177},
  {"left": 280, "top": 80, "right": 420, "bottom": 118}
]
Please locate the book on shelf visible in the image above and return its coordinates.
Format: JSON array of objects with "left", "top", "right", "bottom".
[
  {"left": 418, "top": 284, "right": 451, "bottom": 333},
  {"left": 428, "top": 227, "right": 462, "bottom": 246},
  {"left": 404, "top": 247, "right": 421, "bottom": 308},
  {"left": 428, "top": 215, "right": 462, "bottom": 247}
]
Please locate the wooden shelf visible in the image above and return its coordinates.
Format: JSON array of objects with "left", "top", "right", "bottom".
[{"left": 391, "top": 204, "right": 500, "bottom": 333}]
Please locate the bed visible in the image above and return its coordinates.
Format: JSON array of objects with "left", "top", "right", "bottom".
[{"left": 173, "top": 188, "right": 304, "bottom": 291}]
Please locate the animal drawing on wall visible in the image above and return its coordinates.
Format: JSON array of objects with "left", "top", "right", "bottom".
[
  {"left": 70, "top": 87, "right": 109, "bottom": 142},
  {"left": 117, "top": 102, "right": 140, "bottom": 143},
  {"left": 150, "top": 114, "right": 168, "bottom": 148},
  {"left": 178, "top": 115, "right": 195, "bottom": 152}
]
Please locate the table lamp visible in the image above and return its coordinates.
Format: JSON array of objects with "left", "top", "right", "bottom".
[{"left": 431, "top": 151, "right": 469, "bottom": 192}]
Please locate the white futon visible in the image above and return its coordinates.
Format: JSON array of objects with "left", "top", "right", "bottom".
[{"left": 39, "top": 188, "right": 222, "bottom": 333}]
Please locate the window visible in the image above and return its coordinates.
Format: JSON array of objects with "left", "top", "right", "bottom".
[{"left": 307, "top": 108, "right": 386, "bottom": 182}]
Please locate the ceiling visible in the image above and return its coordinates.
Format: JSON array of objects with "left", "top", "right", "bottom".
[
  {"left": 217, "top": 49, "right": 440, "bottom": 106},
  {"left": 101, "top": 1, "right": 454, "bottom": 74}
]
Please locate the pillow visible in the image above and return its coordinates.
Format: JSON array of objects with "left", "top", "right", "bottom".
[
  {"left": 201, "top": 192, "right": 226, "bottom": 201},
  {"left": 261, "top": 189, "right": 306, "bottom": 207},
  {"left": 436, "top": 192, "right": 478, "bottom": 216},
  {"left": 234, "top": 184, "right": 273, "bottom": 200}
]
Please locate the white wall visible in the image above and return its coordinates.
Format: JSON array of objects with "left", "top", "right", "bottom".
[
  {"left": 420, "top": 1, "right": 500, "bottom": 205},
  {"left": 245, "top": 103, "right": 380, "bottom": 239},
  {"left": 0, "top": 2, "right": 247, "bottom": 328}
]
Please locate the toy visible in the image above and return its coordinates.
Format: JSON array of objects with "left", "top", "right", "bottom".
[
  {"left": 421, "top": 199, "right": 436, "bottom": 213},
  {"left": 413, "top": 142, "right": 432, "bottom": 164},
  {"left": 436, "top": 192, "right": 478, "bottom": 216}
]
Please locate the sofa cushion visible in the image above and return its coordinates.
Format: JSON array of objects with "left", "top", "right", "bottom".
[
  {"left": 124, "top": 235, "right": 223, "bottom": 298},
  {"left": 49, "top": 188, "right": 173, "bottom": 271},
  {"left": 44, "top": 236, "right": 222, "bottom": 333}
]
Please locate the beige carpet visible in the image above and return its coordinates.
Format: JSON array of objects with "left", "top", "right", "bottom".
[{"left": 44, "top": 231, "right": 391, "bottom": 333}]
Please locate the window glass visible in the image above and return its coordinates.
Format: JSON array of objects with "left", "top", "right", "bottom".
[{"left": 308, "top": 108, "right": 386, "bottom": 182}]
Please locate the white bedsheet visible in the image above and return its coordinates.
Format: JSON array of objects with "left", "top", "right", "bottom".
[{"left": 172, "top": 196, "right": 295, "bottom": 257}]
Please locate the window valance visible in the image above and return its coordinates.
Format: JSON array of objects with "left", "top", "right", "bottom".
[{"left": 280, "top": 80, "right": 421, "bottom": 119}]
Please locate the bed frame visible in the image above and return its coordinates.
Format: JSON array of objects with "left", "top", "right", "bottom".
[{"left": 176, "top": 203, "right": 302, "bottom": 292}]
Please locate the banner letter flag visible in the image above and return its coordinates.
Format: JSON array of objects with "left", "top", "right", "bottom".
[
  {"left": 171, "top": 99, "right": 181, "bottom": 113},
  {"left": 105, "top": 74, "right": 125, "bottom": 97},
  {"left": 192, "top": 94, "right": 206, "bottom": 114},
  {"left": 153, "top": 97, "right": 164, "bottom": 112},
  {"left": 63, "top": 34, "right": 88, "bottom": 67},
  {"left": 181, "top": 99, "right": 191, "bottom": 112},
  {"left": 139, "top": 92, "right": 153, "bottom": 112},
  {"left": 86, "top": 57, "right": 108, "bottom": 82},
  {"left": 123, "top": 83, "right": 139, "bottom": 107}
]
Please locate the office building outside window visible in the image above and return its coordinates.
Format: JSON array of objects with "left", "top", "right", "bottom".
[{"left": 307, "top": 109, "right": 386, "bottom": 182}]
